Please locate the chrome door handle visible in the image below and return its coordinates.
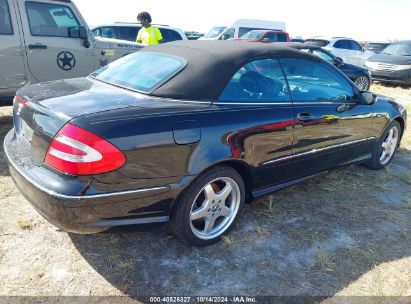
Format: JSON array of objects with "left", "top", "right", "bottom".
[
  {"left": 297, "top": 113, "right": 314, "bottom": 120},
  {"left": 28, "top": 44, "right": 47, "bottom": 49}
]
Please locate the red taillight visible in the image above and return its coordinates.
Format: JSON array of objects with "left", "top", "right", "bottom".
[
  {"left": 45, "top": 124, "right": 126, "bottom": 175},
  {"left": 15, "top": 95, "right": 29, "bottom": 107}
]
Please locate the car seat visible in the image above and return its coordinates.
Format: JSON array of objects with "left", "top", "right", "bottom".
[{"left": 239, "top": 71, "right": 266, "bottom": 95}]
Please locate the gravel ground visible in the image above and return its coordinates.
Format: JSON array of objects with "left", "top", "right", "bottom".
[{"left": 0, "top": 84, "right": 410, "bottom": 300}]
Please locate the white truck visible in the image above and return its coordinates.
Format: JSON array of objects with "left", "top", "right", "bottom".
[
  {"left": 0, "top": 0, "right": 144, "bottom": 103},
  {"left": 200, "top": 19, "right": 286, "bottom": 41}
]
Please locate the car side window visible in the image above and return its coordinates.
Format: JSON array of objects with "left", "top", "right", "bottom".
[
  {"left": 25, "top": 2, "right": 80, "bottom": 37},
  {"left": 264, "top": 32, "right": 275, "bottom": 42},
  {"left": 0, "top": 0, "right": 13, "bottom": 35},
  {"left": 116, "top": 26, "right": 139, "bottom": 41},
  {"left": 350, "top": 41, "right": 363, "bottom": 51},
  {"left": 161, "top": 29, "right": 182, "bottom": 43},
  {"left": 280, "top": 58, "right": 354, "bottom": 102},
  {"left": 312, "top": 50, "right": 334, "bottom": 64},
  {"left": 221, "top": 28, "right": 235, "bottom": 40},
  {"left": 277, "top": 33, "right": 288, "bottom": 42},
  {"left": 219, "top": 59, "right": 290, "bottom": 103},
  {"left": 334, "top": 40, "right": 351, "bottom": 50},
  {"left": 92, "top": 27, "right": 101, "bottom": 37},
  {"left": 101, "top": 26, "right": 116, "bottom": 39}
]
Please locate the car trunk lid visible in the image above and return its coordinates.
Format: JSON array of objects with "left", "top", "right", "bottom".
[{"left": 11, "top": 77, "right": 211, "bottom": 167}]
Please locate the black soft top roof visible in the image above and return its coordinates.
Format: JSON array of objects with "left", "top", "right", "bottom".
[{"left": 145, "top": 40, "right": 320, "bottom": 100}]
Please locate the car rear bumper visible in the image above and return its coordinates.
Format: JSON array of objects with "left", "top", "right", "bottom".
[
  {"left": 370, "top": 69, "right": 411, "bottom": 85},
  {"left": 4, "top": 129, "right": 191, "bottom": 234}
]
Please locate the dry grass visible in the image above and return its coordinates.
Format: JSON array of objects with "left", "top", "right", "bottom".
[
  {"left": 108, "top": 253, "right": 135, "bottom": 270},
  {"left": 253, "top": 221, "right": 269, "bottom": 237},
  {"left": 221, "top": 235, "right": 237, "bottom": 246},
  {"left": 345, "top": 246, "right": 377, "bottom": 266},
  {"left": 335, "top": 257, "right": 411, "bottom": 297},
  {"left": 316, "top": 249, "right": 336, "bottom": 271},
  {"left": 371, "top": 83, "right": 411, "bottom": 99},
  {"left": 16, "top": 219, "right": 33, "bottom": 230},
  {"left": 105, "top": 235, "right": 122, "bottom": 245}
]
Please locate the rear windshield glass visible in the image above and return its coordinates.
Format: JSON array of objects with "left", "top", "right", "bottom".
[
  {"left": 305, "top": 39, "right": 330, "bottom": 47},
  {"left": 91, "top": 52, "right": 186, "bottom": 93}
]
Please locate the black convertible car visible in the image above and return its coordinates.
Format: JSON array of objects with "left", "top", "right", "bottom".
[
  {"left": 4, "top": 41, "right": 407, "bottom": 246},
  {"left": 284, "top": 43, "right": 372, "bottom": 91}
]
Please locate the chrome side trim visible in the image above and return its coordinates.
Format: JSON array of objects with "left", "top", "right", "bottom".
[
  {"left": 4, "top": 133, "right": 168, "bottom": 200},
  {"left": 214, "top": 101, "right": 358, "bottom": 106},
  {"left": 88, "top": 216, "right": 170, "bottom": 227},
  {"left": 214, "top": 102, "right": 293, "bottom": 106},
  {"left": 262, "top": 137, "right": 376, "bottom": 166}
]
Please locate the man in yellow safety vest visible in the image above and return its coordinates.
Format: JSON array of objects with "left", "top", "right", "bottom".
[{"left": 136, "top": 12, "right": 163, "bottom": 45}]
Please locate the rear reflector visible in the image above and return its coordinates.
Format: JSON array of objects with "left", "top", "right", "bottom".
[{"left": 45, "top": 124, "right": 126, "bottom": 175}]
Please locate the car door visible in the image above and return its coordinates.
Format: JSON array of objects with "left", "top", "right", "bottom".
[
  {"left": 216, "top": 58, "right": 295, "bottom": 189},
  {"left": 279, "top": 58, "right": 375, "bottom": 178},
  {"left": 331, "top": 39, "right": 358, "bottom": 65},
  {"left": 0, "top": 0, "right": 27, "bottom": 93},
  {"left": 350, "top": 40, "right": 369, "bottom": 66},
  {"left": 17, "top": 0, "right": 95, "bottom": 82}
]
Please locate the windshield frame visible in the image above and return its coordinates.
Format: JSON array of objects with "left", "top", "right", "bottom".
[{"left": 90, "top": 52, "right": 187, "bottom": 95}]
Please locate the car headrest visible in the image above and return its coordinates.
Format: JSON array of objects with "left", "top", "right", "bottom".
[{"left": 239, "top": 71, "right": 266, "bottom": 94}]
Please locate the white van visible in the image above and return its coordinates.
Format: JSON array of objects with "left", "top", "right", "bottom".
[
  {"left": 0, "top": 0, "right": 144, "bottom": 103},
  {"left": 200, "top": 19, "right": 286, "bottom": 41}
]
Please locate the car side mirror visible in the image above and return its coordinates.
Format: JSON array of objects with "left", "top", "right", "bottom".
[
  {"left": 334, "top": 57, "right": 343, "bottom": 67},
  {"left": 358, "top": 91, "right": 376, "bottom": 105},
  {"left": 79, "top": 26, "right": 90, "bottom": 48}
]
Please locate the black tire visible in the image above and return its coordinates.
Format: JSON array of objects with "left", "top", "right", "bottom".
[
  {"left": 171, "top": 165, "right": 245, "bottom": 246},
  {"left": 365, "top": 121, "right": 402, "bottom": 170}
]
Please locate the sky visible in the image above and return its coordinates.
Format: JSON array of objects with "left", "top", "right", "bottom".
[{"left": 73, "top": 0, "right": 410, "bottom": 42}]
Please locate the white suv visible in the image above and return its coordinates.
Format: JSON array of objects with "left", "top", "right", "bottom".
[
  {"left": 92, "top": 23, "right": 187, "bottom": 43},
  {"left": 306, "top": 37, "right": 374, "bottom": 67}
]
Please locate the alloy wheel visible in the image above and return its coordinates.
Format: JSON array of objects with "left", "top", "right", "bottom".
[
  {"left": 189, "top": 177, "right": 241, "bottom": 240},
  {"left": 380, "top": 126, "right": 399, "bottom": 165},
  {"left": 354, "top": 76, "right": 370, "bottom": 91}
]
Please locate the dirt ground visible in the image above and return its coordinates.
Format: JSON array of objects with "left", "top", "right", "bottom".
[{"left": 0, "top": 84, "right": 410, "bottom": 301}]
